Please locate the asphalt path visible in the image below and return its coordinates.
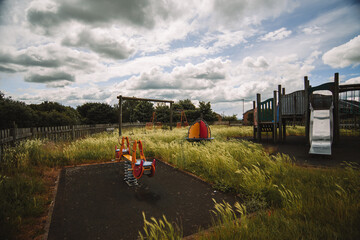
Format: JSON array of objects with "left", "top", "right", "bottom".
[{"left": 48, "top": 160, "right": 240, "bottom": 240}]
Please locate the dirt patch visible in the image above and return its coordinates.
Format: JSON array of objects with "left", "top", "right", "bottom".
[{"left": 47, "top": 161, "right": 240, "bottom": 240}]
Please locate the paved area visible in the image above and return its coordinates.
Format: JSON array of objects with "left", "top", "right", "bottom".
[
  {"left": 255, "top": 135, "right": 360, "bottom": 167},
  {"left": 48, "top": 161, "right": 240, "bottom": 240}
]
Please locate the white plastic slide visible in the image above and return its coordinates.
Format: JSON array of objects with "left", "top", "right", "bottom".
[{"left": 309, "top": 105, "right": 333, "bottom": 155}]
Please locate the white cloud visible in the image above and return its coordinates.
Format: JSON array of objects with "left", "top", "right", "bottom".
[
  {"left": 259, "top": 27, "right": 292, "bottom": 41},
  {"left": 242, "top": 56, "right": 269, "bottom": 69},
  {"left": 125, "top": 58, "right": 230, "bottom": 91},
  {"left": 342, "top": 76, "right": 360, "bottom": 85},
  {"left": 302, "top": 25, "right": 324, "bottom": 35},
  {"left": 62, "top": 28, "right": 135, "bottom": 60},
  {"left": 323, "top": 35, "right": 360, "bottom": 68},
  {"left": 211, "top": 0, "right": 298, "bottom": 28}
]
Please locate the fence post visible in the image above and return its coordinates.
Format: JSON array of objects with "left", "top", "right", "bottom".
[{"left": 71, "top": 125, "right": 75, "bottom": 140}]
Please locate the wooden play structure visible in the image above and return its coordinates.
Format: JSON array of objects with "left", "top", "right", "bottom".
[
  {"left": 115, "top": 136, "right": 156, "bottom": 186},
  {"left": 117, "top": 96, "right": 174, "bottom": 136},
  {"left": 253, "top": 73, "right": 360, "bottom": 155},
  {"left": 176, "top": 111, "right": 189, "bottom": 128},
  {"left": 186, "top": 119, "right": 214, "bottom": 141}
]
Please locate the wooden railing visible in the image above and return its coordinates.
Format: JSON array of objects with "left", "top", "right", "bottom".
[{"left": 0, "top": 123, "right": 145, "bottom": 146}]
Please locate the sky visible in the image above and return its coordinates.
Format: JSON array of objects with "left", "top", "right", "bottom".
[{"left": 0, "top": 0, "right": 359, "bottom": 118}]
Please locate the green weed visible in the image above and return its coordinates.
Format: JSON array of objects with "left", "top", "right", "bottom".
[{"left": 138, "top": 212, "right": 182, "bottom": 240}]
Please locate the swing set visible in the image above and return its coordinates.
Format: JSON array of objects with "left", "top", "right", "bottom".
[
  {"left": 176, "top": 111, "right": 189, "bottom": 128},
  {"left": 115, "top": 136, "right": 156, "bottom": 186}
]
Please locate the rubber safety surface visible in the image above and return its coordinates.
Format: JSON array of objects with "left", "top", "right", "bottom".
[{"left": 48, "top": 161, "right": 239, "bottom": 240}]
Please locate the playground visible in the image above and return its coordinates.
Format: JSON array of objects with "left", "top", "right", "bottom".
[
  {"left": 45, "top": 78, "right": 360, "bottom": 239},
  {"left": 2, "top": 73, "right": 359, "bottom": 239},
  {"left": 47, "top": 160, "right": 240, "bottom": 240}
]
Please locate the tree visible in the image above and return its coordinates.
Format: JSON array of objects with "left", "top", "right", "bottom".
[
  {"left": 77, "top": 103, "right": 116, "bottom": 124},
  {"left": 120, "top": 100, "right": 138, "bottom": 123},
  {"left": 30, "top": 101, "right": 81, "bottom": 126},
  {"left": 222, "top": 114, "right": 238, "bottom": 121},
  {"left": 198, "top": 101, "right": 218, "bottom": 123},
  {"left": 155, "top": 104, "right": 170, "bottom": 123},
  {"left": 133, "top": 101, "right": 154, "bottom": 122},
  {"left": 173, "top": 99, "right": 196, "bottom": 111},
  {"left": 0, "top": 95, "right": 38, "bottom": 128}
]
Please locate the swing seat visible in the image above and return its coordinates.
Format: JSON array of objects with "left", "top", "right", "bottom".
[{"left": 122, "top": 148, "right": 129, "bottom": 154}]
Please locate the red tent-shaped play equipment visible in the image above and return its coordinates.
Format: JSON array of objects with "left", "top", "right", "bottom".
[{"left": 186, "top": 119, "right": 214, "bottom": 141}]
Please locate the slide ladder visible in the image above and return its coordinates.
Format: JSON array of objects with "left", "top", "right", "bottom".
[{"left": 309, "top": 105, "right": 333, "bottom": 155}]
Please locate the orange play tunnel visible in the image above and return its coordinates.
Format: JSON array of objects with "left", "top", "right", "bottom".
[{"left": 186, "top": 119, "right": 214, "bottom": 141}]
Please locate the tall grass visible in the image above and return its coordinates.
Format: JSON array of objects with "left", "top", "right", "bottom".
[
  {"left": 138, "top": 212, "right": 182, "bottom": 240},
  {"left": 1, "top": 126, "right": 359, "bottom": 239}
]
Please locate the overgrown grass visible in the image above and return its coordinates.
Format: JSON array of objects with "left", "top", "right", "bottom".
[
  {"left": 1, "top": 126, "right": 359, "bottom": 239},
  {"left": 139, "top": 212, "right": 182, "bottom": 240}
]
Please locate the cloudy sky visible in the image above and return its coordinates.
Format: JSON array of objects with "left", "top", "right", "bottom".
[{"left": 0, "top": 0, "right": 360, "bottom": 117}]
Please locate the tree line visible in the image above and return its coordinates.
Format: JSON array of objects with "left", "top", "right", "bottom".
[{"left": 0, "top": 92, "right": 237, "bottom": 129}]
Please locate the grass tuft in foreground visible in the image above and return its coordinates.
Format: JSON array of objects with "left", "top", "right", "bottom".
[{"left": 138, "top": 212, "right": 182, "bottom": 240}]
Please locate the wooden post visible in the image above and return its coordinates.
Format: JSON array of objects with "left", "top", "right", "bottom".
[
  {"left": 71, "top": 125, "right": 75, "bottom": 140},
  {"left": 273, "top": 91, "right": 277, "bottom": 143},
  {"left": 278, "top": 85, "right": 283, "bottom": 142},
  {"left": 304, "top": 76, "right": 310, "bottom": 144},
  {"left": 119, "top": 95, "right": 123, "bottom": 136},
  {"left": 334, "top": 73, "right": 340, "bottom": 144},
  {"left": 170, "top": 102, "right": 173, "bottom": 130},
  {"left": 253, "top": 101, "right": 256, "bottom": 140},
  {"left": 256, "top": 93, "right": 261, "bottom": 141},
  {"left": 282, "top": 88, "right": 286, "bottom": 141}
]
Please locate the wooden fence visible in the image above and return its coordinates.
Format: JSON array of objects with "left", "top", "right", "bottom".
[{"left": 0, "top": 123, "right": 146, "bottom": 146}]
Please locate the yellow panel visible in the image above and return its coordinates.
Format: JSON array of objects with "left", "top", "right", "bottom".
[
  {"left": 188, "top": 122, "right": 200, "bottom": 138},
  {"left": 122, "top": 154, "right": 132, "bottom": 162},
  {"left": 207, "top": 126, "right": 211, "bottom": 138}
]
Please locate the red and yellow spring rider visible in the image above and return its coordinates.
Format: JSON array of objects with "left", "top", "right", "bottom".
[{"left": 115, "top": 137, "right": 156, "bottom": 186}]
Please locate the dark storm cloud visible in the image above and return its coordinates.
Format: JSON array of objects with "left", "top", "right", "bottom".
[
  {"left": 61, "top": 29, "right": 135, "bottom": 60},
  {"left": 0, "top": 50, "right": 61, "bottom": 68},
  {"left": 26, "top": 0, "right": 174, "bottom": 31},
  {"left": 25, "top": 71, "right": 75, "bottom": 83},
  {"left": 0, "top": 65, "right": 16, "bottom": 73}
]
